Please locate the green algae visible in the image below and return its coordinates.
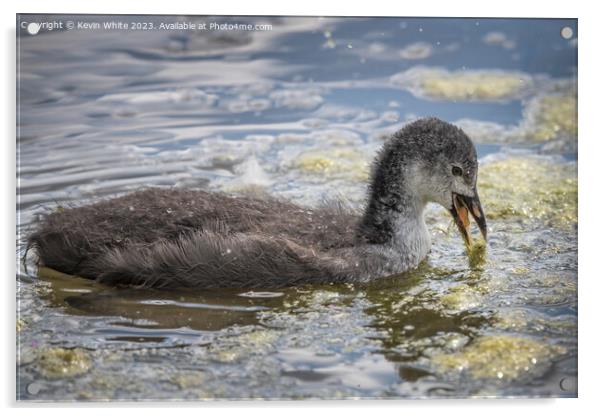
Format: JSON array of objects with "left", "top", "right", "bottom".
[
  {"left": 517, "top": 274, "right": 577, "bottom": 307},
  {"left": 422, "top": 73, "right": 525, "bottom": 101},
  {"left": 478, "top": 157, "right": 577, "bottom": 228},
  {"left": 392, "top": 67, "right": 531, "bottom": 102},
  {"left": 440, "top": 284, "right": 486, "bottom": 312},
  {"left": 170, "top": 371, "right": 207, "bottom": 389},
  {"left": 523, "top": 93, "right": 577, "bottom": 142},
  {"left": 431, "top": 334, "right": 566, "bottom": 381},
  {"left": 36, "top": 347, "right": 92, "bottom": 379},
  {"left": 466, "top": 239, "right": 487, "bottom": 269},
  {"left": 208, "top": 329, "right": 280, "bottom": 363},
  {"left": 17, "top": 318, "right": 25, "bottom": 332},
  {"left": 495, "top": 308, "right": 577, "bottom": 336},
  {"left": 292, "top": 148, "right": 370, "bottom": 181}
]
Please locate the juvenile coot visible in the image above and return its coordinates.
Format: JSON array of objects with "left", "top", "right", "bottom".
[{"left": 26, "top": 118, "right": 487, "bottom": 289}]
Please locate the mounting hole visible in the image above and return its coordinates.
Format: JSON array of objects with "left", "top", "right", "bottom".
[{"left": 561, "top": 27, "right": 574, "bottom": 40}]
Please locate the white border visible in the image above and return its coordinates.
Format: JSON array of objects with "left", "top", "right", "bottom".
[{"left": 3, "top": 0, "right": 600, "bottom": 414}]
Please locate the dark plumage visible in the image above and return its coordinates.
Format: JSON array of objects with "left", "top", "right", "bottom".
[{"left": 25, "top": 117, "right": 487, "bottom": 289}]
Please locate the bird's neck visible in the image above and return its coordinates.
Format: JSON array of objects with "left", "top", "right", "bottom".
[{"left": 357, "top": 163, "right": 431, "bottom": 268}]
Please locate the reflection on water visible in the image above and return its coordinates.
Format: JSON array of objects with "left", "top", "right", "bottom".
[
  {"left": 17, "top": 15, "right": 577, "bottom": 400},
  {"left": 38, "top": 267, "right": 270, "bottom": 332}
]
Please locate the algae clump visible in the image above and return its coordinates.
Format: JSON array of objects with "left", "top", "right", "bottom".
[
  {"left": 17, "top": 318, "right": 25, "bottom": 332},
  {"left": 523, "top": 94, "right": 577, "bottom": 142},
  {"left": 209, "top": 329, "right": 279, "bottom": 363},
  {"left": 440, "top": 284, "right": 484, "bottom": 312},
  {"left": 293, "top": 148, "right": 370, "bottom": 181},
  {"left": 421, "top": 73, "right": 525, "bottom": 101},
  {"left": 478, "top": 157, "right": 577, "bottom": 229},
  {"left": 431, "top": 334, "right": 566, "bottom": 381},
  {"left": 466, "top": 239, "right": 487, "bottom": 269},
  {"left": 391, "top": 68, "right": 531, "bottom": 101},
  {"left": 171, "top": 371, "right": 207, "bottom": 389},
  {"left": 37, "top": 347, "right": 92, "bottom": 379}
]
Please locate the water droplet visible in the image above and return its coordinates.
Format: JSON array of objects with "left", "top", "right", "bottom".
[{"left": 324, "top": 38, "right": 336, "bottom": 49}]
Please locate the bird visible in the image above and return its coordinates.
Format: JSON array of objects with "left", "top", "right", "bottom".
[{"left": 25, "top": 117, "right": 487, "bottom": 289}]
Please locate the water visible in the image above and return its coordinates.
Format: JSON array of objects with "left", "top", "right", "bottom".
[{"left": 16, "top": 15, "right": 577, "bottom": 400}]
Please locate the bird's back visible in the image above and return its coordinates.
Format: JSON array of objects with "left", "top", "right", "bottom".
[{"left": 26, "top": 188, "right": 361, "bottom": 282}]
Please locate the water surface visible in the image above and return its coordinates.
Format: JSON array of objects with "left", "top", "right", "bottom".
[{"left": 17, "top": 15, "right": 577, "bottom": 400}]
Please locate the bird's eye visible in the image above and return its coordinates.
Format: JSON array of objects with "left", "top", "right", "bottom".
[{"left": 452, "top": 166, "right": 463, "bottom": 177}]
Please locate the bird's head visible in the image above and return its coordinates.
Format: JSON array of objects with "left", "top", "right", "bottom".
[{"left": 368, "top": 117, "right": 487, "bottom": 247}]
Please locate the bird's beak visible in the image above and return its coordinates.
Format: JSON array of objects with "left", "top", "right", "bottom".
[{"left": 449, "top": 190, "right": 487, "bottom": 247}]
